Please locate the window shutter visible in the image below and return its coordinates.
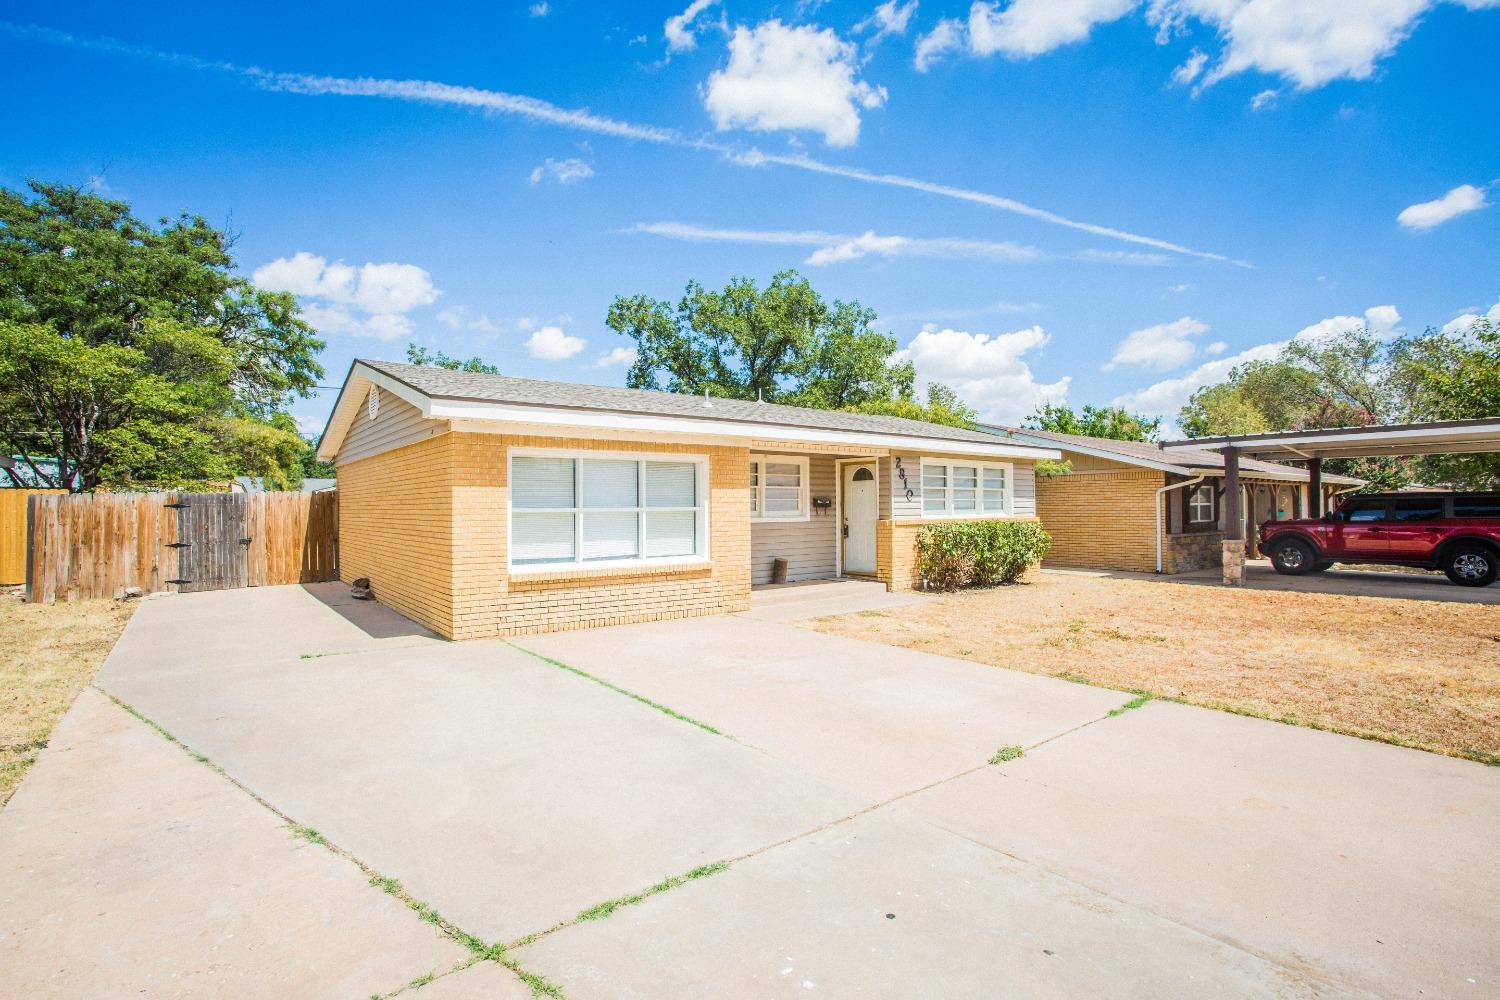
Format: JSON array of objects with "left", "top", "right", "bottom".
[
  {"left": 645, "top": 461, "right": 696, "bottom": 507},
  {"left": 581, "top": 459, "right": 638, "bottom": 508},
  {"left": 582, "top": 511, "right": 640, "bottom": 560},
  {"left": 513, "top": 457, "right": 575, "bottom": 508},
  {"left": 512, "top": 512, "right": 576, "bottom": 563},
  {"left": 645, "top": 511, "right": 697, "bottom": 557}
]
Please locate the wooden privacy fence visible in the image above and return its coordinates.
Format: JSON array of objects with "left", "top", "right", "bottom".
[
  {"left": 25, "top": 491, "right": 338, "bottom": 603},
  {"left": 1, "top": 489, "right": 68, "bottom": 584}
]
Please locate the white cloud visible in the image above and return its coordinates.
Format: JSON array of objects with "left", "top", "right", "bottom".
[
  {"left": 1148, "top": 0, "right": 1492, "bottom": 91},
  {"left": 1397, "top": 184, "right": 1489, "bottom": 231},
  {"left": 704, "top": 20, "right": 887, "bottom": 147},
  {"left": 855, "top": 1, "right": 919, "bottom": 41},
  {"left": 626, "top": 220, "right": 1049, "bottom": 265},
  {"left": 665, "top": 0, "right": 722, "bottom": 53},
  {"left": 436, "top": 306, "right": 500, "bottom": 334},
  {"left": 913, "top": 17, "right": 964, "bottom": 70},
  {"left": 1205, "top": 340, "right": 1228, "bottom": 355},
  {"left": 252, "top": 251, "right": 439, "bottom": 341},
  {"left": 1441, "top": 299, "right": 1500, "bottom": 335},
  {"left": 529, "top": 1, "right": 549, "bottom": 16},
  {"left": 528, "top": 157, "right": 595, "bottom": 184},
  {"left": 526, "top": 325, "right": 586, "bottom": 361},
  {"left": 597, "top": 346, "right": 638, "bottom": 367},
  {"left": 1105, "top": 316, "right": 1209, "bottom": 371},
  {"left": 1249, "top": 87, "right": 1278, "bottom": 111},
  {"left": 894, "top": 324, "right": 1070, "bottom": 424},
  {"left": 1113, "top": 341, "right": 1284, "bottom": 419},
  {"left": 1294, "top": 304, "right": 1400, "bottom": 342},
  {"left": 968, "top": 0, "right": 1137, "bottom": 58},
  {"left": 1171, "top": 48, "right": 1207, "bottom": 84}
]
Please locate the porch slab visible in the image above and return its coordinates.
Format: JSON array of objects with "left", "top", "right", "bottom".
[
  {"left": 514, "top": 805, "right": 1355, "bottom": 999},
  {"left": 907, "top": 699, "right": 1500, "bottom": 1000},
  {"left": 514, "top": 615, "right": 1129, "bottom": 801},
  {"left": 743, "top": 578, "right": 928, "bottom": 622}
]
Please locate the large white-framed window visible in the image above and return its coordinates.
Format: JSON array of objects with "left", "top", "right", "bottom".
[
  {"left": 920, "top": 459, "right": 1012, "bottom": 517},
  {"left": 749, "top": 454, "right": 810, "bottom": 522},
  {"left": 509, "top": 449, "right": 708, "bottom": 571}
]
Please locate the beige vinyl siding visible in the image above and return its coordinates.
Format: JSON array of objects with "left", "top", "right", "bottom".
[
  {"left": 1011, "top": 462, "right": 1037, "bottom": 518},
  {"left": 337, "top": 387, "right": 446, "bottom": 465},
  {"left": 750, "top": 454, "right": 837, "bottom": 584}
]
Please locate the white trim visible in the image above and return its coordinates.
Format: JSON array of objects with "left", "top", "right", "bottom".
[
  {"left": 749, "top": 453, "right": 811, "bottom": 523},
  {"left": 918, "top": 459, "right": 1014, "bottom": 518},
  {"left": 1002, "top": 430, "right": 1195, "bottom": 476},
  {"left": 507, "top": 447, "right": 710, "bottom": 573}
]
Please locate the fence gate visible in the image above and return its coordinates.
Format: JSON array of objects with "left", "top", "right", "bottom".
[{"left": 170, "top": 493, "right": 250, "bottom": 593}]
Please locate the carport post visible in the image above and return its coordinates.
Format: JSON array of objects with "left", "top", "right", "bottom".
[
  {"left": 1307, "top": 457, "right": 1322, "bottom": 518},
  {"left": 1222, "top": 447, "right": 1244, "bottom": 586}
]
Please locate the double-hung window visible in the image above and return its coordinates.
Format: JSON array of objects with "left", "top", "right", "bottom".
[
  {"left": 921, "top": 461, "right": 1011, "bottom": 516},
  {"left": 510, "top": 453, "right": 706, "bottom": 569},
  {"left": 750, "top": 455, "right": 809, "bottom": 521}
]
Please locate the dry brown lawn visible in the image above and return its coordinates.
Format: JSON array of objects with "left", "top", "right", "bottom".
[
  {"left": 815, "top": 572, "right": 1500, "bottom": 766},
  {"left": 1, "top": 593, "right": 135, "bottom": 806}
]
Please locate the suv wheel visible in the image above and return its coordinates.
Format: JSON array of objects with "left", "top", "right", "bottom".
[
  {"left": 1269, "top": 538, "right": 1317, "bottom": 576},
  {"left": 1443, "top": 543, "right": 1499, "bottom": 587}
]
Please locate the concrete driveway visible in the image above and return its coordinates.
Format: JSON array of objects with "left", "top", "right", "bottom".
[{"left": 3, "top": 582, "right": 1497, "bottom": 999}]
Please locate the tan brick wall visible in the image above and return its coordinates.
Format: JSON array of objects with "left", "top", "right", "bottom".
[
  {"left": 337, "top": 433, "right": 457, "bottom": 637},
  {"left": 1034, "top": 469, "right": 1162, "bottom": 574},
  {"left": 876, "top": 516, "right": 1043, "bottom": 592},
  {"left": 342, "top": 431, "right": 753, "bottom": 639}
]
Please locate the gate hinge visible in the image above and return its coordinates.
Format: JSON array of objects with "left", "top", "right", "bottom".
[
  {"left": 164, "top": 501, "right": 190, "bottom": 509},
  {"left": 166, "top": 578, "right": 193, "bottom": 585},
  {"left": 166, "top": 542, "right": 191, "bottom": 549}
]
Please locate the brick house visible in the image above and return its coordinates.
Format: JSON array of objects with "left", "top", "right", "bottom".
[
  {"left": 316, "top": 360, "right": 1061, "bottom": 639},
  {"left": 986, "top": 427, "right": 1362, "bottom": 574}
]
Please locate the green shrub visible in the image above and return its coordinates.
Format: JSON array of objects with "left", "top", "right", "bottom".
[{"left": 914, "top": 520, "right": 1051, "bottom": 590}]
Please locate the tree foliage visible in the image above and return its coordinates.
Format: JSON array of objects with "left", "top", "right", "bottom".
[
  {"left": 605, "top": 270, "right": 974, "bottom": 427},
  {"left": 1026, "top": 402, "right": 1161, "bottom": 442},
  {"left": 1178, "top": 320, "right": 1500, "bottom": 489},
  {"left": 0, "top": 181, "right": 323, "bottom": 490},
  {"left": 405, "top": 342, "right": 500, "bottom": 374}
]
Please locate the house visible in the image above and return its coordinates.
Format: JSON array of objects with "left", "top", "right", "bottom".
[
  {"left": 316, "top": 361, "right": 1061, "bottom": 639},
  {"left": 986, "top": 426, "right": 1362, "bottom": 574}
]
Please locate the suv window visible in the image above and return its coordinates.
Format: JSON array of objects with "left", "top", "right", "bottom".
[
  {"left": 1339, "top": 500, "right": 1386, "bottom": 522},
  {"left": 1392, "top": 499, "right": 1444, "bottom": 522},
  {"left": 1454, "top": 497, "right": 1500, "bottom": 518}
]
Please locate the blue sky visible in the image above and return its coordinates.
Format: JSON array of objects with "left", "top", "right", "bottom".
[{"left": 3, "top": 1, "right": 1497, "bottom": 434}]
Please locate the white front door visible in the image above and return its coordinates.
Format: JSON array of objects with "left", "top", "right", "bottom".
[{"left": 843, "top": 463, "right": 878, "bottom": 574}]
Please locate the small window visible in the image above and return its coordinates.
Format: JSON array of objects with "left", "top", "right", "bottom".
[
  {"left": 1454, "top": 497, "right": 1500, "bottom": 519},
  {"left": 1187, "top": 485, "right": 1215, "bottom": 524},
  {"left": 750, "top": 455, "right": 809, "bottom": 521},
  {"left": 920, "top": 460, "right": 1011, "bottom": 516},
  {"left": 1392, "top": 500, "right": 1444, "bottom": 522},
  {"left": 851, "top": 467, "right": 874, "bottom": 482}
]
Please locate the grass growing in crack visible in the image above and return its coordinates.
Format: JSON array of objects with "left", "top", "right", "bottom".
[
  {"left": 507, "top": 643, "right": 725, "bottom": 737},
  {"left": 102, "top": 691, "right": 568, "bottom": 998},
  {"left": 989, "top": 744, "right": 1025, "bottom": 764},
  {"left": 574, "top": 863, "right": 730, "bottom": 923},
  {"left": 1107, "top": 694, "right": 1153, "bottom": 717}
]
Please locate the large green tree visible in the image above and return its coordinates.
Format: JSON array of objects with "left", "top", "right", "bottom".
[
  {"left": 0, "top": 181, "right": 324, "bottom": 490},
  {"left": 405, "top": 342, "right": 500, "bottom": 374},
  {"left": 1025, "top": 403, "right": 1161, "bottom": 442},
  {"left": 605, "top": 270, "right": 973, "bottom": 427}
]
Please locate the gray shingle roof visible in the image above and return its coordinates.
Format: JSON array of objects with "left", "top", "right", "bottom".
[
  {"left": 359, "top": 359, "right": 1025, "bottom": 449},
  {"left": 994, "top": 426, "right": 1362, "bottom": 482}
]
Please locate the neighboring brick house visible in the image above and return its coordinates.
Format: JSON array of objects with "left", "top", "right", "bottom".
[
  {"left": 983, "top": 427, "right": 1362, "bottom": 575},
  {"left": 317, "top": 360, "right": 1061, "bottom": 639}
]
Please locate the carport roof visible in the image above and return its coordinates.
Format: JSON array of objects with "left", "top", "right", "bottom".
[
  {"left": 1160, "top": 418, "right": 1500, "bottom": 461},
  {"left": 991, "top": 426, "right": 1361, "bottom": 483}
]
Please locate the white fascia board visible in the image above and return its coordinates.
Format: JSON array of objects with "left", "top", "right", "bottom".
[
  {"left": 1005, "top": 433, "right": 1192, "bottom": 475},
  {"left": 1163, "top": 423, "right": 1500, "bottom": 453},
  {"left": 433, "top": 397, "right": 1061, "bottom": 461}
]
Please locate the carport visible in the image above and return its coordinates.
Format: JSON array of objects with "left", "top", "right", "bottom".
[{"left": 1162, "top": 417, "right": 1500, "bottom": 584}]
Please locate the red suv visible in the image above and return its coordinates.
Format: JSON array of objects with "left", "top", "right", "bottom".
[{"left": 1259, "top": 492, "right": 1500, "bottom": 587}]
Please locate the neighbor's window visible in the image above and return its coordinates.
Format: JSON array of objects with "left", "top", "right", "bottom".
[
  {"left": 510, "top": 454, "right": 705, "bottom": 568},
  {"left": 750, "top": 455, "right": 809, "bottom": 521},
  {"left": 921, "top": 461, "right": 1010, "bottom": 516},
  {"left": 1188, "top": 484, "right": 1216, "bottom": 524}
]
